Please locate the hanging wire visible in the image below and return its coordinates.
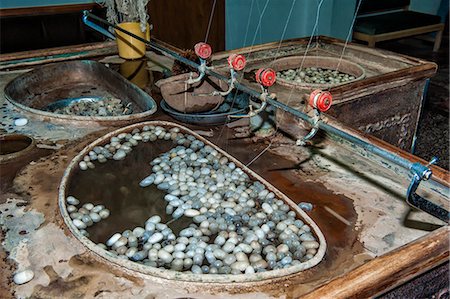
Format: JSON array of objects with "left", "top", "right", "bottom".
[
  {"left": 269, "top": 0, "right": 298, "bottom": 66},
  {"left": 204, "top": 0, "right": 218, "bottom": 43},
  {"left": 245, "top": 0, "right": 325, "bottom": 167},
  {"left": 336, "top": 0, "right": 363, "bottom": 71},
  {"left": 215, "top": 0, "right": 270, "bottom": 145},
  {"left": 243, "top": 0, "right": 256, "bottom": 47}
]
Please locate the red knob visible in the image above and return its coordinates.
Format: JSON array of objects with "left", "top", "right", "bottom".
[
  {"left": 309, "top": 89, "right": 333, "bottom": 112},
  {"left": 255, "top": 68, "right": 276, "bottom": 87},
  {"left": 228, "top": 54, "right": 246, "bottom": 71},
  {"left": 194, "top": 42, "right": 212, "bottom": 59}
]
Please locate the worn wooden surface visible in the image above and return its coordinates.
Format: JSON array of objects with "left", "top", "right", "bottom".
[
  {"left": 0, "top": 3, "right": 98, "bottom": 18},
  {"left": 303, "top": 226, "right": 449, "bottom": 298}
]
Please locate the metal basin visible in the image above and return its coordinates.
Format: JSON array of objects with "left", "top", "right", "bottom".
[
  {"left": 4, "top": 60, "right": 157, "bottom": 123},
  {"left": 58, "top": 121, "right": 326, "bottom": 283},
  {"left": 156, "top": 73, "right": 228, "bottom": 113},
  {"left": 160, "top": 91, "right": 249, "bottom": 126}
]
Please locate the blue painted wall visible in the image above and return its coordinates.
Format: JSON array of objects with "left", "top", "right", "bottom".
[
  {"left": 1, "top": 0, "right": 93, "bottom": 9},
  {"left": 225, "top": 0, "right": 357, "bottom": 50},
  {"left": 410, "top": 0, "right": 442, "bottom": 14},
  {"left": 225, "top": 0, "right": 447, "bottom": 50}
]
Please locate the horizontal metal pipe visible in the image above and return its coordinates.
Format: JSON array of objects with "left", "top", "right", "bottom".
[{"left": 84, "top": 11, "right": 417, "bottom": 172}]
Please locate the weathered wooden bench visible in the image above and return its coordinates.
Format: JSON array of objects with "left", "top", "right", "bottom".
[{"left": 353, "top": 0, "right": 444, "bottom": 51}]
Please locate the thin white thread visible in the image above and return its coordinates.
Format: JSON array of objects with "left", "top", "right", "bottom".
[
  {"left": 270, "top": 0, "right": 298, "bottom": 66},
  {"left": 246, "top": 141, "right": 273, "bottom": 167},
  {"left": 246, "top": 0, "right": 325, "bottom": 167},
  {"left": 242, "top": 0, "right": 256, "bottom": 47},
  {"left": 336, "top": 0, "right": 363, "bottom": 71},
  {"left": 204, "top": 0, "right": 218, "bottom": 43}
]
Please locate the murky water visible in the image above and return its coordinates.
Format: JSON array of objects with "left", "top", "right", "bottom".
[{"left": 67, "top": 139, "right": 193, "bottom": 244}]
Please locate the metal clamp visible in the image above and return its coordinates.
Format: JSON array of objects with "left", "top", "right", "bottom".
[
  {"left": 296, "top": 109, "right": 321, "bottom": 146},
  {"left": 229, "top": 91, "right": 269, "bottom": 119},
  {"left": 406, "top": 157, "right": 449, "bottom": 222}
]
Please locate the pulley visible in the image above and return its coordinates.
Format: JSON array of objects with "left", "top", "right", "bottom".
[
  {"left": 309, "top": 89, "right": 332, "bottom": 112},
  {"left": 228, "top": 54, "right": 247, "bottom": 71},
  {"left": 194, "top": 42, "right": 212, "bottom": 60},
  {"left": 255, "top": 68, "right": 276, "bottom": 88}
]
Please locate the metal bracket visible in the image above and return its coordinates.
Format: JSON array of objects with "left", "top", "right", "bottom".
[
  {"left": 192, "top": 68, "right": 237, "bottom": 97},
  {"left": 228, "top": 87, "right": 269, "bottom": 119},
  {"left": 406, "top": 157, "right": 449, "bottom": 223},
  {"left": 210, "top": 69, "right": 237, "bottom": 97},
  {"left": 185, "top": 59, "right": 208, "bottom": 84},
  {"left": 296, "top": 109, "right": 321, "bottom": 146}
]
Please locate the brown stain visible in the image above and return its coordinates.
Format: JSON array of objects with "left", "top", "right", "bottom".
[
  {"left": 31, "top": 254, "right": 146, "bottom": 298},
  {"left": 0, "top": 147, "right": 53, "bottom": 199},
  {"left": 12, "top": 130, "right": 110, "bottom": 225}
]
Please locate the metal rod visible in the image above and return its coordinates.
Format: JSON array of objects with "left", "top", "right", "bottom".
[{"left": 83, "top": 11, "right": 418, "bottom": 173}]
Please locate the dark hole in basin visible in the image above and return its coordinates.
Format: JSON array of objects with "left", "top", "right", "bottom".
[
  {"left": 67, "top": 139, "right": 194, "bottom": 244},
  {"left": 0, "top": 134, "right": 33, "bottom": 156}
]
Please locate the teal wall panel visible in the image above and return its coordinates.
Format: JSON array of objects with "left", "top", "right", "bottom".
[{"left": 225, "top": 0, "right": 357, "bottom": 50}]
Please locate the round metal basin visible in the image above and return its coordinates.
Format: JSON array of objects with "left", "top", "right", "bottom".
[
  {"left": 4, "top": 60, "right": 157, "bottom": 124},
  {"left": 156, "top": 73, "right": 228, "bottom": 113}
]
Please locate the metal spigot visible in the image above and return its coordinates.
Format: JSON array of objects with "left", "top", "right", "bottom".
[{"left": 194, "top": 54, "right": 247, "bottom": 97}]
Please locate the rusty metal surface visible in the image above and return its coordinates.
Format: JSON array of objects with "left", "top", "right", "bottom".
[
  {"left": 0, "top": 134, "right": 35, "bottom": 163},
  {"left": 0, "top": 44, "right": 448, "bottom": 298}
]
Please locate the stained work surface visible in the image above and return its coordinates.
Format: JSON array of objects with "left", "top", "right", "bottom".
[
  {"left": 0, "top": 48, "right": 448, "bottom": 298},
  {"left": 1, "top": 125, "right": 445, "bottom": 298}
]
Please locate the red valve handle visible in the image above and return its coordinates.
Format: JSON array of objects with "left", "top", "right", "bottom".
[
  {"left": 228, "top": 54, "right": 246, "bottom": 71},
  {"left": 255, "top": 68, "right": 276, "bottom": 87},
  {"left": 194, "top": 42, "right": 212, "bottom": 59},
  {"left": 309, "top": 89, "right": 333, "bottom": 112}
]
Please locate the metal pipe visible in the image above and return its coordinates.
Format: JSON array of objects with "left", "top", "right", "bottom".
[{"left": 83, "top": 11, "right": 419, "bottom": 173}]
